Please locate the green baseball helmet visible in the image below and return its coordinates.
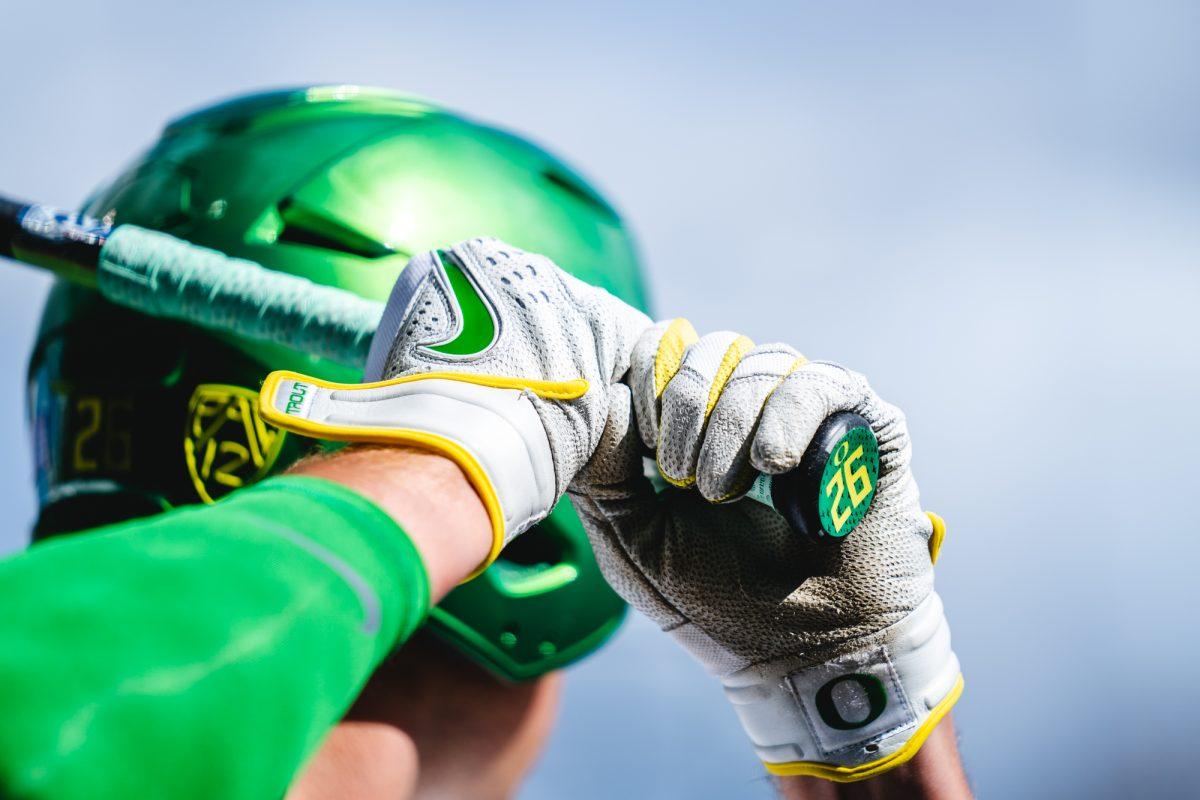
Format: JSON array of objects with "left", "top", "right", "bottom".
[{"left": 27, "top": 85, "right": 650, "bottom": 680}]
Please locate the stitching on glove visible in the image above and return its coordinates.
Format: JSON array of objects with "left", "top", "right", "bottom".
[
  {"left": 704, "top": 334, "right": 755, "bottom": 416},
  {"left": 654, "top": 318, "right": 699, "bottom": 397}
]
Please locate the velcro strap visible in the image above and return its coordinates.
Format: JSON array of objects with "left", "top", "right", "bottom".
[{"left": 259, "top": 370, "right": 561, "bottom": 577}]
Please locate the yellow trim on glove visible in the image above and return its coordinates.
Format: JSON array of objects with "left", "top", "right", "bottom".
[
  {"left": 659, "top": 471, "right": 697, "bottom": 488},
  {"left": 257, "top": 370, "right": 587, "bottom": 580},
  {"left": 267, "top": 369, "right": 589, "bottom": 401},
  {"left": 653, "top": 318, "right": 699, "bottom": 396},
  {"left": 764, "top": 674, "right": 964, "bottom": 782},
  {"left": 657, "top": 328, "right": 754, "bottom": 490},
  {"left": 705, "top": 335, "right": 755, "bottom": 417},
  {"left": 927, "top": 511, "right": 946, "bottom": 565},
  {"left": 705, "top": 354, "right": 810, "bottom": 502}
]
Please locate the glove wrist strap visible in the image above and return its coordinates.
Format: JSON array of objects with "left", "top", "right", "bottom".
[
  {"left": 260, "top": 370, "right": 558, "bottom": 576},
  {"left": 722, "top": 592, "right": 962, "bottom": 783}
]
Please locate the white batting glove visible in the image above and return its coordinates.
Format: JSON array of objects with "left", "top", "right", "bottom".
[
  {"left": 261, "top": 238, "right": 650, "bottom": 576},
  {"left": 573, "top": 319, "right": 961, "bottom": 782}
]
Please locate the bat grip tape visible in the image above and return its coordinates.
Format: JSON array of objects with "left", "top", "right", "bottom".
[{"left": 97, "top": 225, "right": 382, "bottom": 368}]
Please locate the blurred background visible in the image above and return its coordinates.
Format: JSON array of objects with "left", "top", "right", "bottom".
[{"left": 1, "top": 1, "right": 1197, "bottom": 797}]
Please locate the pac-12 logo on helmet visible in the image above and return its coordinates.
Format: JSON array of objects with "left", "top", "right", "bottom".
[{"left": 184, "top": 384, "right": 286, "bottom": 503}]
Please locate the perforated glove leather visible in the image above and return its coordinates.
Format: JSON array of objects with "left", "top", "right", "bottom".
[{"left": 571, "top": 319, "right": 961, "bottom": 782}]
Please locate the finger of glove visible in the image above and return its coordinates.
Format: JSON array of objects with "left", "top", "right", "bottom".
[
  {"left": 628, "top": 319, "right": 698, "bottom": 451},
  {"left": 656, "top": 331, "right": 754, "bottom": 487},
  {"left": 696, "top": 343, "right": 805, "bottom": 502},
  {"left": 750, "top": 360, "right": 872, "bottom": 475}
]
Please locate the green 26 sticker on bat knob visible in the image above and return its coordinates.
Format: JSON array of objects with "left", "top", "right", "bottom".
[
  {"left": 814, "top": 417, "right": 879, "bottom": 538},
  {"left": 746, "top": 411, "right": 880, "bottom": 543}
]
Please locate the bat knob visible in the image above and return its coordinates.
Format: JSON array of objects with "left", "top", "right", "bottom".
[{"left": 756, "top": 411, "right": 880, "bottom": 543}]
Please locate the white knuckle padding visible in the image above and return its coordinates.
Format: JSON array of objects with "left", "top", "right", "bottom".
[{"left": 750, "top": 361, "right": 871, "bottom": 475}]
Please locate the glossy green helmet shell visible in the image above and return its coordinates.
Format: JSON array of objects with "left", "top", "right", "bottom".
[{"left": 27, "top": 86, "right": 649, "bottom": 680}]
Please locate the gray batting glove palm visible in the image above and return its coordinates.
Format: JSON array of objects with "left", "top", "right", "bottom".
[{"left": 570, "top": 319, "right": 961, "bottom": 782}]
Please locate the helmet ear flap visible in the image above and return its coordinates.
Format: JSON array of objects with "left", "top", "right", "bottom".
[
  {"left": 429, "top": 499, "right": 627, "bottom": 681},
  {"left": 28, "top": 284, "right": 316, "bottom": 535},
  {"left": 34, "top": 489, "right": 167, "bottom": 542}
]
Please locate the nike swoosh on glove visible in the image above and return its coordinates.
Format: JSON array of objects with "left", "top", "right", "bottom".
[{"left": 260, "top": 238, "right": 650, "bottom": 577}]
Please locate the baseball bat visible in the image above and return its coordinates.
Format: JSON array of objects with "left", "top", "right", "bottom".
[{"left": 0, "top": 196, "right": 877, "bottom": 542}]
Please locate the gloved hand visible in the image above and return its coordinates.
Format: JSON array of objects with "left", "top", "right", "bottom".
[
  {"left": 571, "top": 319, "right": 961, "bottom": 782},
  {"left": 260, "top": 238, "right": 650, "bottom": 577}
]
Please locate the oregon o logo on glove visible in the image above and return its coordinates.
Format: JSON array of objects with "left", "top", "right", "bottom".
[{"left": 815, "top": 673, "right": 889, "bottom": 731}]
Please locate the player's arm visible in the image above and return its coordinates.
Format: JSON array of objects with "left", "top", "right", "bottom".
[
  {"left": 0, "top": 236, "right": 649, "bottom": 800},
  {"left": 0, "top": 444, "right": 489, "bottom": 800}
]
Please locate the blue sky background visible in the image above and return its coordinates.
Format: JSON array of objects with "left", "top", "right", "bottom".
[{"left": 1, "top": 1, "right": 1198, "bottom": 797}]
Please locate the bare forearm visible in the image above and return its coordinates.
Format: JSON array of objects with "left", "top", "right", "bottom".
[
  {"left": 289, "top": 445, "right": 491, "bottom": 602},
  {"left": 286, "top": 445, "right": 491, "bottom": 800},
  {"left": 776, "top": 717, "right": 971, "bottom": 800}
]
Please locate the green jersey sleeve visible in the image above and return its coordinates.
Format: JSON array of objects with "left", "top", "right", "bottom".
[{"left": 0, "top": 475, "right": 430, "bottom": 800}]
